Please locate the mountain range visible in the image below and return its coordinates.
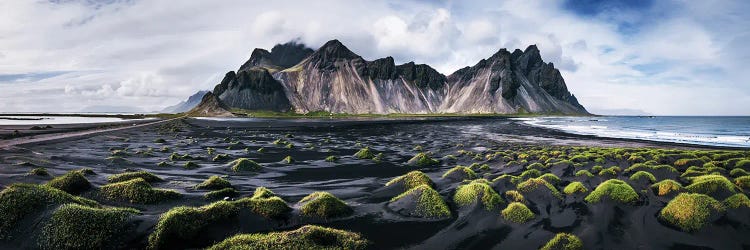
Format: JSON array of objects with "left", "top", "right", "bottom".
[{"left": 182, "top": 39, "right": 587, "bottom": 116}]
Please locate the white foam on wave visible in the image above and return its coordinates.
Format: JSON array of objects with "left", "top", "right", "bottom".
[{"left": 518, "top": 117, "right": 750, "bottom": 148}]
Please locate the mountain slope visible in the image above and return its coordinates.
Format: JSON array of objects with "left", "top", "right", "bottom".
[
  {"left": 203, "top": 39, "right": 588, "bottom": 115},
  {"left": 162, "top": 90, "right": 209, "bottom": 113},
  {"left": 186, "top": 91, "right": 234, "bottom": 117}
]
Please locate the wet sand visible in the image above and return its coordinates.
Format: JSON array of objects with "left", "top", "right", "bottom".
[{"left": 0, "top": 117, "right": 748, "bottom": 249}]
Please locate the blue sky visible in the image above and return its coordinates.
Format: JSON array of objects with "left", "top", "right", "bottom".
[{"left": 0, "top": 0, "right": 748, "bottom": 115}]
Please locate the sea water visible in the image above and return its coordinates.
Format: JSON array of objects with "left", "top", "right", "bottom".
[{"left": 515, "top": 116, "right": 750, "bottom": 148}]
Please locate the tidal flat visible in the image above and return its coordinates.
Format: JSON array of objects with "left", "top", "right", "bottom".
[{"left": 0, "top": 117, "right": 748, "bottom": 249}]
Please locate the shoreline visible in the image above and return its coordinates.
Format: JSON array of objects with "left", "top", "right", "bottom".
[{"left": 1, "top": 116, "right": 746, "bottom": 151}]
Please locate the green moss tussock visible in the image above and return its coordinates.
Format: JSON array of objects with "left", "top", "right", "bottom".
[
  {"left": 563, "top": 182, "right": 588, "bottom": 195},
  {"left": 651, "top": 180, "right": 684, "bottom": 196},
  {"left": 685, "top": 174, "right": 738, "bottom": 198},
  {"left": 517, "top": 178, "right": 562, "bottom": 199},
  {"left": 453, "top": 179, "right": 503, "bottom": 211},
  {"left": 0, "top": 184, "right": 99, "bottom": 239},
  {"left": 230, "top": 158, "right": 262, "bottom": 172},
  {"left": 40, "top": 204, "right": 137, "bottom": 249},
  {"left": 204, "top": 188, "right": 239, "bottom": 200},
  {"left": 207, "top": 225, "right": 368, "bottom": 250},
  {"left": 385, "top": 171, "right": 434, "bottom": 190},
  {"left": 629, "top": 171, "right": 656, "bottom": 183},
  {"left": 659, "top": 193, "right": 724, "bottom": 232},
  {"left": 354, "top": 147, "right": 375, "bottom": 159},
  {"left": 584, "top": 179, "right": 639, "bottom": 204},
  {"left": 99, "top": 178, "right": 180, "bottom": 204},
  {"left": 540, "top": 233, "right": 583, "bottom": 250},
  {"left": 108, "top": 171, "right": 162, "bottom": 183},
  {"left": 45, "top": 171, "right": 91, "bottom": 194},
  {"left": 196, "top": 175, "right": 231, "bottom": 190},
  {"left": 407, "top": 152, "right": 439, "bottom": 167},
  {"left": 390, "top": 185, "right": 451, "bottom": 218},
  {"left": 501, "top": 202, "right": 534, "bottom": 223},
  {"left": 299, "top": 192, "right": 352, "bottom": 218},
  {"left": 149, "top": 189, "right": 291, "bottom": 249},
  {"left": 441, "top": 166, "right": 477, "bottom": 180},
  {"left": 724, "top": 193, "right": 750, "bottom": 209}
]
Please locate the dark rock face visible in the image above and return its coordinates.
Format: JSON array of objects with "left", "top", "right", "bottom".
[
  {"left": 204, "top": 39, "right": 588, "bottom": 115},
  {"left": 238, "top": 41, "right": 314, "bottom": 71},
  {"left": 396, "top": 62, "right": 446, "bottom": 90},
  {"left": 186, "top": 92, "right": 234, "bottom": 117},
  {"left": 216, "top": 68, "right": 292, "bottom": 112}
]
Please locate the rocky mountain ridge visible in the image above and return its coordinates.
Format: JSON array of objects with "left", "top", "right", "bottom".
[{"left": 188, "top": 39, "right": 587, "bottom": 115}]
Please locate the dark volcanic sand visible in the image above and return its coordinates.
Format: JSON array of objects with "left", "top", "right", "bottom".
[{"left": 0, "top": 117, "right": 748, "bottom": 249}]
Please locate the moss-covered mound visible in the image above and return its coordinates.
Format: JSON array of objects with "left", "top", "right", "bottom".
[
  {"left": 385, "top": 171, "right": 435, "bottom": 191},
  {"left": 207, "top": 225, "right": 368, "bottom": 250},
  {"left": 354, "top": 147, "right": 375, "bottom": 159},
  {"left": 540, "top": 233, "right": 583, "bottom": 250},
  {"left": 407, "top": 152, "right": 439, "bottom": 167},
  {"left": 501, "top": 202, "right": 535, "bottom": 223},
  {"left": 230, "top": 158, "right": 262, "bottom": 172},
  {"left": 28, "top": 167, "right": 49, "bottom": 176},
  {"left": 298, "top": 192, "right": 353, "bottom": 218},
  {"left": 453, "top": 179, "right": 503, "bottom": 211},
  {"left": 504, "top": 190, "right": 526, "bottom": 203},
  {"left": 651, "top": 180, "right": 684, "bottom": 196},
  {"left": 183, "top": 161, "right": 199, "bottom": 169},
  {"left": 629, "top": 171, "right": 656, "bottom": 183},
  {"left": 39, "top": 204, "right": 137, "bottom": 249},
  {"left": 0, "top": 184, "right": 100, "bottom": 239},
  {"left": 735, "top": 176, "right": 750, "bottom": 189},
  {"left": 204, "top": 188, "right": 239, "bottom": 200},
  {"left": 584, "top": 179, "right": 639, "bottom": 204},
  {"left": 148, "top": 201, "right": 240, "bottom": 249},
  {"left": 99, "top": 178, "right": 180, "bottom": 204},
  {"left": 282, "top": 155, "right": 295, "bottom": 164},
  {"left": 724, "top": 193, "right": 750, "bottom": 209},
  {"left": 659, "top": 193, "right": 725, "bottom": 232},
  {"left": 563, "top": 182, "right": 588, "bottom": 195},
  {"left": 108, "top": 171, "right": 162, "bottom": 183},
  {"left": 212, "top": 154, "right": 230, "bottom": 162},
  {"left": 441, "top": 166, "right": 477, "bottom": 181},
  {"left": 251, "top": 186, "right": 276, "bottom": 200},
  {"left": 519, "top": 169, "right": 542, "bottom": 179},
  {"left": 45, "top": 171, "right": 91, "bottom": 194},
  {"left": 517, "top": 178, "right": 562, "bottom": 199},
  {"left": 388, "top": 184, "right": 451, "bottom": 219},
  {"left": 730, "top": 168, "right": 749, "bottom": 177},
  {"left": 539, "top": 173, "right": 561, "bottom": 184},
  {"left": 325, "top": 155, "right": 338, "bottom": 162},
  {"left": 685, "top": 174, "right": 738, "bottom": 199},
  {"left": 574, "top": 170, "right": 594, "bottom": 178},
  {"left": 196, "top": 175, "right": 232, "bottom": 190}
]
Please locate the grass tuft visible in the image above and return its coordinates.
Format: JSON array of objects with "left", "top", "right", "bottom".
[
  {"left": 584, "top": 179, "right": 639, "bottom": 204},
  {"left": 230, "top": 158, "right": 262, "bottom": 172},
  {"left": 563, "top": 182, "right": 588, "bottom": 195},
  {"left": 39, "top": 204, "right": 137, "bottom": 249},
  {"left": 196, "top": 176, "right": 231, "bottom": 190},
  {"left": 540, "top": 233, "right": 583, "bottom": 250},
  {"left": 207, "top": 225, "right": 368, "bottom": 250},
  {"left": 390, "top": 184, "right": 451, "bottom": 218},
  {"left": 659, "top": 193, "right": 724, "bottom": 232},
  {"left": 453, "top": 179, "right": 503, "bottom": 211},
  {"left": 45, "top": 171, "right": 91, "bottom": 195},
  {"left": 299, "top": 192, "right": 352, "bottom": 218},
  {"left": 386, "top": 171, "right": 434, "bottom": 190},
  {"left": 99, "top": 178, "right": 180, "bottom": 204},
  {"left": 108, "top": 171, "right": 162, "bottom": 183},
  {"left": 501, "top": 202, "right": 534, "bottom": 223}
]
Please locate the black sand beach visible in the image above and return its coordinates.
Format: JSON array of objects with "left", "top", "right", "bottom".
[{"left": 0, "top": 117, "right": 748, "bottom": 249}]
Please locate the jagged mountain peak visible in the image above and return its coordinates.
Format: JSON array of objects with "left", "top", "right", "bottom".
[
  {"left": 239, "top": 41, "right": 314, "bottom": 71},
  {"left": 200, "top": 39, "right": 587, "bottom": 115},
  {"left": 311, "top": 39, "right": 361, "bottom": 62}
]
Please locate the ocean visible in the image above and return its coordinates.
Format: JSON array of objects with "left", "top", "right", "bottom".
[{"left": 515, "top": 116, "right": 750, "bottom": 148}]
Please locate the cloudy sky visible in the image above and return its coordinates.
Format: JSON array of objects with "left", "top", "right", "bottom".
[{"left": 1, "top": 0, "right": 748, "bottom": 115}]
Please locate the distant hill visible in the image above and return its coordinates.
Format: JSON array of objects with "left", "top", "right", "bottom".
[{"left": 162, "top": 90, "right": 209, "bottom": 113}]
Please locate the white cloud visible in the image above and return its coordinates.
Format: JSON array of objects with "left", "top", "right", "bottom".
[{"left": 0, "top": 0, "right": 748, "bottom": 115}]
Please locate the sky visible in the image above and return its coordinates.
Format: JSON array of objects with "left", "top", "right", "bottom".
[{"left": 0, "top": 0, "right": 748, "bottom": 115}]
